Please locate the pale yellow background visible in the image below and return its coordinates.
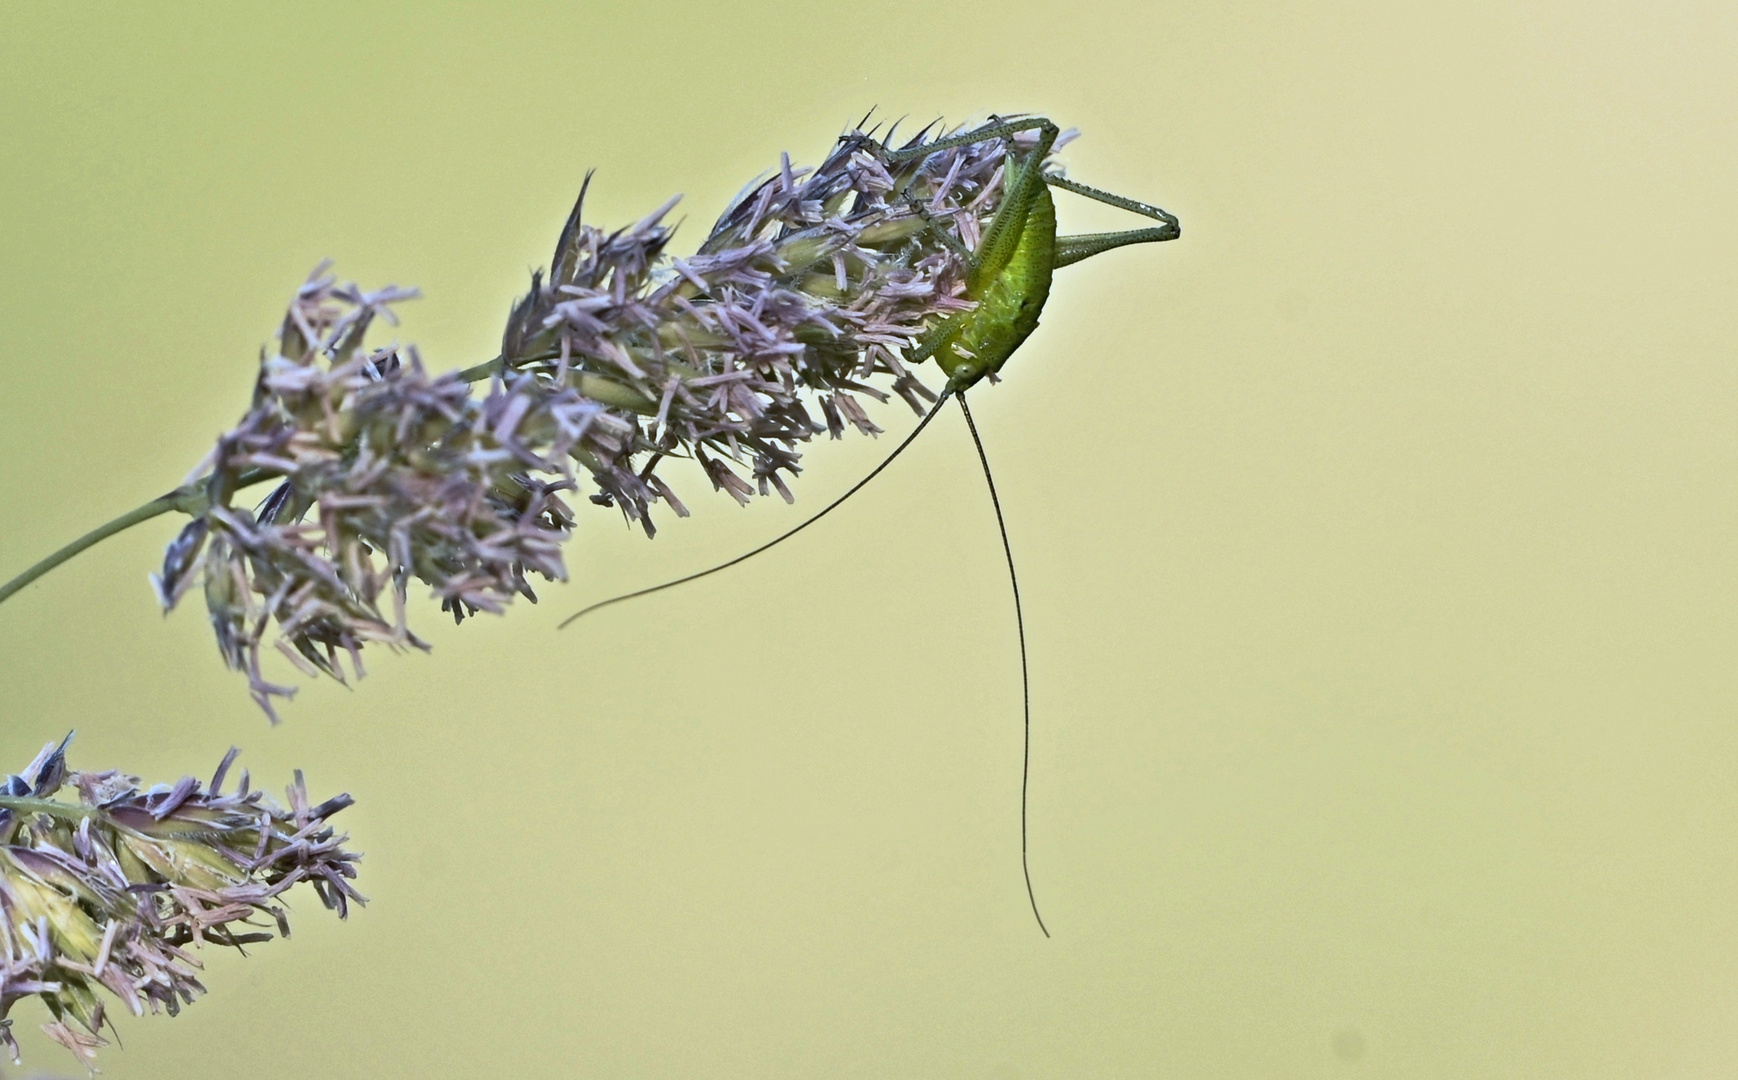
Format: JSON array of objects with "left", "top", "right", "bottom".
[{"left": 1, "top": 2, "right": 1735, "bottom": 1077}]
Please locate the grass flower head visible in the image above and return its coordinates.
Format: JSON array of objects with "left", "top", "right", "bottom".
[
  {"left": 155, "top": 118, "right": 1064, "bottom": 717},
  {"left": 0, "top": 737, "right": 361, "bottom": 1068}
]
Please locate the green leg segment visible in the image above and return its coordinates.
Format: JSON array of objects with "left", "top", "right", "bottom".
[{"left": 1044, "top": 174, "right": 1180, "bottom": 268}]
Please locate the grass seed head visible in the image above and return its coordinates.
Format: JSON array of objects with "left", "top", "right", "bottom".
[
  {"left": 0, "top": 738, "right": 361, "bottom": 1068},
  {"left": 161, "top": 117, "right": 1065, "bottom": 715}
]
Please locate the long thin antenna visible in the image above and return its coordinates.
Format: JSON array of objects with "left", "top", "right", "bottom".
[
  {"left": 957, "top": 391, "right": 1049, "bottom": 938},
  {"left": 558, "top": 388, "right": 954, "bottom": 629}
]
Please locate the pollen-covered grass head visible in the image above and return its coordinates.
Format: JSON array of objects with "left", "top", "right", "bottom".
[
  {"left": 154, "top": 274, "right": 588, "bottom": 720},
  {"left": 154, "top": 116, "right": 1069, "bottom": 716},
  {"left": 0, "top": 737, "right": 361, "bottom": 1069}
]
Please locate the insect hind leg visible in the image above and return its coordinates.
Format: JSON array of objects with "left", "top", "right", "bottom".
[
  {"left": 1052, "top": 227, "right": 1177, "bottom": 268},
  {"left": 1045, "top": 175, "right": 1181, "bottom": 268},
  {"left": 880, "top": 115, "right": 1059, "bottom": 164}
]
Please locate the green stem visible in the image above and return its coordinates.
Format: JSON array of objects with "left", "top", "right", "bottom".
[
  {"left": 0, "top": 795, "right": 98, "bottom": 822},
  {"left": 0, "top": 357, "right": 511, "bottom": 609},
  {"left": 455, "top": 354, "right": 504, "bottom": 383},
  {"left": 0, "top": 489, "right": 191, "bottom": 606}
]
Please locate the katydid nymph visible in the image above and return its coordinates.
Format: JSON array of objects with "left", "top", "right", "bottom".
[{"left": 560, "top": 115, "right": 1181, "bottom": 936}]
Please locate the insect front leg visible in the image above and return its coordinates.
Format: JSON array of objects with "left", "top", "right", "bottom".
[{"left": 903, "top": 309, "right": 967, "bottom": 367}]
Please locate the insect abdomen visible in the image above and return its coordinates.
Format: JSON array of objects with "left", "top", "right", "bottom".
[{"left": 940, "top": 182, "right": 1058, "bottom": 388}]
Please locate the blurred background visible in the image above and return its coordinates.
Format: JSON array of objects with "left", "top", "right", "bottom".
[{"left": 2, "top": 2, "right": 1735, "bottom": 1076}]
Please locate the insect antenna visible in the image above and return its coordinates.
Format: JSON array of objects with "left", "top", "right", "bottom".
[
  {"left": 956, "top": 391, "right": 1050, "bottom": 938},
  {"left": 557, "top": 389, "right": 954, "bottom": 629}
]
